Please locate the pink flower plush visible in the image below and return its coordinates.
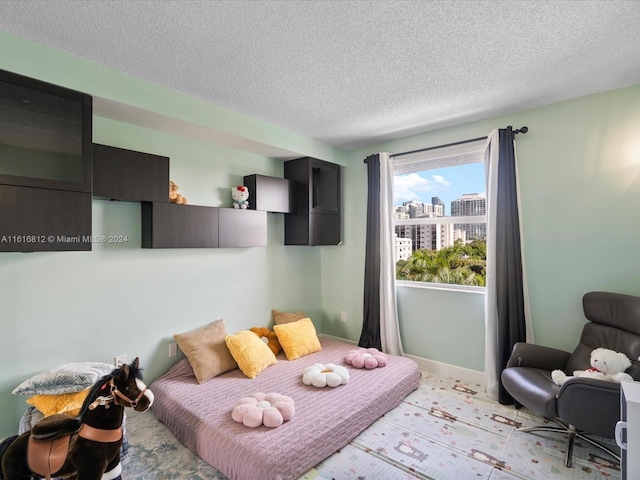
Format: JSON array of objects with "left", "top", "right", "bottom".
[
  {"left": 232, "top": 392, "right": 295, "bottom": 428},
  {"left": 345, "top": 348, "right": 387, "bottom": 369}
]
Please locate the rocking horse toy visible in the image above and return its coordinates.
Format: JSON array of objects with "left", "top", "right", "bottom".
[{"left": 0, "top": 357, "right": 154, "bottom": 480}]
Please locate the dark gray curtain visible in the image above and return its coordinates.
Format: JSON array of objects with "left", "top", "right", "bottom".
[
  {"left": 359, "top": 154, "right": 382, "bottom": 350},
  {"left": 496, "top": 127, "right": 527, "bottom": 405}
]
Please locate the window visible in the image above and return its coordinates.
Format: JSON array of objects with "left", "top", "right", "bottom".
[{"left": 393, "top": 139, "right": 487, "bottom": 288}]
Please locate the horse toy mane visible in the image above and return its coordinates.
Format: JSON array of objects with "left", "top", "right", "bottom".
[
  {"left": 0, "top": 358, "right": 153, "bottom": 480},
  {"left": 76, "top": 361, "right": 145, "bottom": 419}
]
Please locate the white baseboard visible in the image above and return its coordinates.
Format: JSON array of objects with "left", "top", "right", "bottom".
[
  {"left": 319, "top": 333, "right": 357, "bottom": 344},
  {"left": 319, "top": 334, "right": 485, "bottom": 387},
  {"left": 405, "top": 354, "right": 485, "bottom": 387}
]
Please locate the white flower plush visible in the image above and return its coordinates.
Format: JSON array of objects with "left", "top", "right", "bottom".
[
  {"left": 231, "top": 392, "right": 295, "bottom": 428},
  {"left": 302, "top": 363, "right": 349, "bottom": 388},
  {"left": 551, "top": 347, "right": 634, "bottom": 386}
]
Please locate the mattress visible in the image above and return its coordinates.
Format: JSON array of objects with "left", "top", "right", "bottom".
[{"left": 150, "top": 335, "right": 421, "bottom": 480}]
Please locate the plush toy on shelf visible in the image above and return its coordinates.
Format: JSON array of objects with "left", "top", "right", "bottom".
[
  {"left": 169, "top": 180, "right": 188, "bottom": 204},
  {"left": 551, "top": 347, "right": 634, "bottom": 386},
  {"left": 232, "top": 185, "right": 249, "bottom": 209}
]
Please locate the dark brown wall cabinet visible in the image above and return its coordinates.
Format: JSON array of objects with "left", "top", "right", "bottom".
[
  {"left": 219, "top": 208, "right": 268, "bottom": 247},
  {"left": 0, "top": 69, "right": 93, "bottom": 252},
  {"left": 0, "top": 69, "right": 93, "bottom": 193},
  {"left": 142, "top": 203, "right": 267, "bottom": 249},
  {"left": 0, "top": 185, "right": 91, "bottom": 252},
  {"left": 243, "top": 174, "right": 293, "bottom": 213},
  {"left": 142, "top": 203, "right": 219, "bottom": 249},
  {"left": 93, "top": 144, "right": 169, "bottom": 202},
  {"left": 94, "top": 145, "right": 269, "bottom": 249},
  {"left": 284, "top": 157, "right": 341, "bottom": 246}
]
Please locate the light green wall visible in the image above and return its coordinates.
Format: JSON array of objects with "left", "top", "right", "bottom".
[
  {"left": 0, "top": 32, "right": 328, "bottom": 438},
  {"left": 322, "top": 83, "right": 640, "bottom": 372}
]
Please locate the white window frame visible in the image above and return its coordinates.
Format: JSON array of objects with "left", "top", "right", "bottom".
[{"left": 393, "top": 138, "right": 487, "bottom": 292}]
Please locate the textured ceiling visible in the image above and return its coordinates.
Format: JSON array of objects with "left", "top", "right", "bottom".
[{"left": 1, "top": 0, "right": 640, "bottom": 150}]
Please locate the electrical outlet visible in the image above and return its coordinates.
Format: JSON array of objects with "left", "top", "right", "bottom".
[
  {"left": 169, "top": 343, "right": 178, "bottom": 358},
  {"left": 340, "top": 311, "right": 347, "bottom": 323},
  {"left": 114, "top": 354, "right": 127, "bottom": 367}
]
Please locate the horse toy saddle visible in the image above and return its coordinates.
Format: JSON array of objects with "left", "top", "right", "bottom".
[
  {"left": 25, "top": 412, "right": 125, "bottom": 480},
  {"left": 27, "top": 414, "right": 81, "bottom": 480}
]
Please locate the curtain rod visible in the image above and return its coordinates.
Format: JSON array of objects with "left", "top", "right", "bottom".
[{"left": 370, "top": 126, "right": 528, "bottom": 161}]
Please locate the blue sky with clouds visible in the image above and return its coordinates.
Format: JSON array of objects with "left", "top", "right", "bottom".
[{"left": 394, "top": 163, "right": 486, "bottom": 215}]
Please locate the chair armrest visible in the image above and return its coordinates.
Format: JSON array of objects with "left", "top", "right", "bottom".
[
  {"left": 506, "top": 342, "right": 571, "bottom": 370},
  {"left": 556, "top": 377, "right": 621, "bottom": 438}
]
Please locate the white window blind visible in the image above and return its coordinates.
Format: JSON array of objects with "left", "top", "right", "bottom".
[{"left": 393, "top": 138, "right": 486, "bottom": 175}]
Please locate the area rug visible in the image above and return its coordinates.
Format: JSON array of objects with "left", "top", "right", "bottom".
[{"left": 121, "top": 371, "right": 621, "bottom": 480}]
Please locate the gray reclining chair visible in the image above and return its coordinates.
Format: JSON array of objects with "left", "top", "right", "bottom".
[{"left": 501, "top": 291, "right": 640, "bottom": 467}]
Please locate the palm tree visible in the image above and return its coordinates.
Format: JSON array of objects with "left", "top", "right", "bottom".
[
  {"left": 432, "top": 267, "right": 482, "bottom": 286},
  {"left": 396, "top": 240, "right": 486, "bottom": 286}
]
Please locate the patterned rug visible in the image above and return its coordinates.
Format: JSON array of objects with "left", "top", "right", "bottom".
[{"left": 121, "top": 371, "right": 621, "bottom": 480}]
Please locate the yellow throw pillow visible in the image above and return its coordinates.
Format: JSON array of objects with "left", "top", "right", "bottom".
[
  {"left": 27, "top": 389, "right": 90, "bottom": 417},
  {"left": 274, "top": 318, "right": 322, "bottom": 361},
  {"left": 174, "top": 319, "right": 238, "bottom": 384},
  {"left": 272, "top": 309, "right": 307, "bottom": 325},
  {"left": 225, "top": 330, "right": 277, "bottom": 379}
]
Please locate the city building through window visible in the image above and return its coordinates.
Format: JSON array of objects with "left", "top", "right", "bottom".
[{"left": 393, "top": 139, "right": 487, "bottom": 287}]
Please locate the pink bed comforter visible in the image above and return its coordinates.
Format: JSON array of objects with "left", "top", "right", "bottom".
[{"left": 150, "top": 335, "right": 421, "bottom": 480}]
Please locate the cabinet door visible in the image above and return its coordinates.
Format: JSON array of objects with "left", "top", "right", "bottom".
[
  {"left": 310, "top": 160, "right": 340, "bottom": 215},
  {"left": 309, "top": 213, "right": 341, "bottom": 246},
  {"left": 284, "top": 157, "right": 341, "bottom": 215},
  {"left": 284, "top": 212, "right": 340, "bottom": 246},
  {"left": 0, "top": 185, "right": 91, "bottom": 252},
  {"left": 142, "top": 202, "right": 219, "bottom": 248},
  {"left": 93, "top": 144, "right": 169, "bottom": 202},
  {"left": 243, "top": 174, "right": 293, "bottom": 213},
  {"left": 0, "top": 69, "right": 92, "bottom": 193},
  {"left": 284, "top": 157, "right": 342, "bottom": 246},
  {"left": 219, "top": 208, "right": 267, "bottom": 247}
]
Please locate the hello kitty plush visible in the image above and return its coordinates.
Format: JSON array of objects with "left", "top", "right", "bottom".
[
  {"left": 232, "top": 185, "right": 249, "bottom": 209},
  {"left": 551, "top": 347, "right": 633, "bottom": 386}
]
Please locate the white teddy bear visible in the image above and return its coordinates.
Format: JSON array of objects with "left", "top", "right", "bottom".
[
  {"left": 551, "top": 347, "right": 633, "bottom": 386},
  {"left": 232, "top": 185, "right": 249, "bottom": 209}
]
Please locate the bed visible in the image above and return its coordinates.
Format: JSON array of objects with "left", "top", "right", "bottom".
[{"left": 150, "top": 335, "right": 421, "bottom": 480}]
